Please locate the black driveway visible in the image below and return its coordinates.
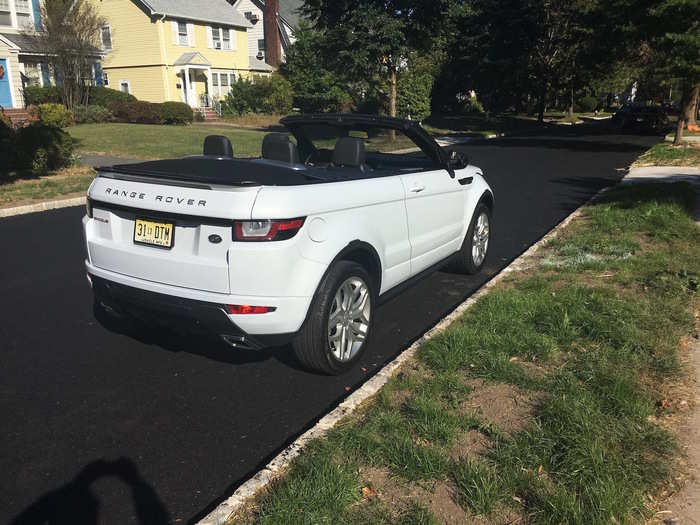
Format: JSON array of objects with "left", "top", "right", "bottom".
[{"left": 0, "top": 131, "right": 656, "bottom": 524}]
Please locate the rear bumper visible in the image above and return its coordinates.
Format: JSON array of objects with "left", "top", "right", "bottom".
[
  {"left": 90, "top": 275, "right": 296, "bottom": 350},
  {"left": 86, "top": 260, "right": 312, "bottom": 338}
]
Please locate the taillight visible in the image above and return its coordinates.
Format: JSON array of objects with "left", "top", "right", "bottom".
[
  {"left": 233, "top": 218, "right": 305, "bottom": 241},
  {"left": 86, "top": 198, "right": 93, "bottom": 218},
  {"left": 226, "top": 304, "right": 276, "bottom": 315}
]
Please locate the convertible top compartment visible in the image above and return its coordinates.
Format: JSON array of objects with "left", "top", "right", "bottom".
[{"left": 99, "top": 157, "right": 318, "bottom": 187}]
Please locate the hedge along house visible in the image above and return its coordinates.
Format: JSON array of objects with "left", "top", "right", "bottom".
[{"left": 95, "top": 0, "right": 252, "bottom": 119}]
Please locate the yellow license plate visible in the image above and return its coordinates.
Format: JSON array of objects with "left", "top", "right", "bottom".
[{"left": 134, "top": 218, "right": 174, "bottom": 248}]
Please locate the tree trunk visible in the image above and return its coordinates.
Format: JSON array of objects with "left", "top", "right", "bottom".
[
  {"left": 568, "top": 85, "right": 574, "bottom": 118},
  {"left": 689, "top": 88, "right": 699, "bottom": 126},
  {"left": 537, "top": 83, "right": 547, "bottom": 123},
  {"left": 674, "top": 83, "right": 700, "bottom": 146},
  {"left": 389, "top": 68, "right": 397, "bottom": 141}
]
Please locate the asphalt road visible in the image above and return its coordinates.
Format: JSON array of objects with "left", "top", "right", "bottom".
[{"left": 1, "top": 131, "right": 656, "bottom": 524}]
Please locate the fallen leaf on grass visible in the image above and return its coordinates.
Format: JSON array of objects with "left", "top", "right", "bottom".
[
  {"left": 361, "top": 486, "right": 376, "bottom": 499},
  {"left": 657, "top": 399, "right": 671, "bottom": 410}
]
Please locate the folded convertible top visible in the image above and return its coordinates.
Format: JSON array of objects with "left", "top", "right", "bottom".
[{"left": 98, "top": 157, "right": 319, "bottom": 187}]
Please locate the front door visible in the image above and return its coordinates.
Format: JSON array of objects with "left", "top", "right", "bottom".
[
  {"left": 0, "top": 59, "right": 13, "bottom": 108},
  {"left": 401, "top": 169, "right": 466, "bottom": 275}
]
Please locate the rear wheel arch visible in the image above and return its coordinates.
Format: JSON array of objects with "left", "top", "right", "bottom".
[{"left": 332, "top": 240, "right": 382, "bottom": 294}]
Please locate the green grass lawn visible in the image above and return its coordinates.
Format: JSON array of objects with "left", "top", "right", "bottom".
[
  {"left": 68, "top": 123, "right": 268, "bottom": 159},
  {"left": 231, "top": 182, "right": 699, "bottom": 525},
  {"left": 635, "top": 142, "right": 700, "bottom": 167},
  {"left": 0, "top": 166, "right": 95, "bottom": 207}
]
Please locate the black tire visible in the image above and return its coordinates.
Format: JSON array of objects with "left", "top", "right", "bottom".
[
  {"left": 451, "top": 202, "right": 491, "bottom": 275},
  {"left": 293, "top": 261, "right": 374, "bottom": 375}
]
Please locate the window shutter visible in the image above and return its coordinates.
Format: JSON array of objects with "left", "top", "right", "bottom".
[
  {"left": 187, "top": 23, "right": 195, "bottom": 47},
  {"left": 206, "top": 26, "right": 213, "bottom": 48},
  {"left": 171, "top": 21, "right": 178, "bottom": 44},
  {"left": 230, "top": 29, "right": 237, "bottom": 51}
]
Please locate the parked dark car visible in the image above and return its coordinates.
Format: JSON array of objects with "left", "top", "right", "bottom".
[{"left": 612, "top": 104, "right": 669, "bottom": 134}]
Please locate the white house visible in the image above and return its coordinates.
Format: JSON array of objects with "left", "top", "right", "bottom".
[
  {"left": 231, "top": 0, "right": 301, "bottom": 73},
  {"left": 0, "top": 0, "right": 102, "bottom": 111}
]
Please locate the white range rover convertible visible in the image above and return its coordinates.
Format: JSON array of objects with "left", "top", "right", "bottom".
[{"left": 83, "top": 114, "right": 494, "bottom": 374}]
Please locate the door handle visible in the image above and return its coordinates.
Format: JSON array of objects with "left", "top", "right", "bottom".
[{"left": 409, "top": 185, "right": 425, "bottom": 193}]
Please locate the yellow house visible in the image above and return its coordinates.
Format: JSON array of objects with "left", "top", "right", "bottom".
[{"left": 94, "top": 0, "right": 252, "bottom": 113}]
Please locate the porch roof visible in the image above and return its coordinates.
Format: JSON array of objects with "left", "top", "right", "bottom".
[
  {"left": 0, "top": 32, "right": 101, "bottom": 57},
  {"left": 174, "top": 52, "right": 211, "bottom": 67}
]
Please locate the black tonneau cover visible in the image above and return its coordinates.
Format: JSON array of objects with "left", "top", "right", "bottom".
[{"left": 98, "top": 157, "right": 319, "bottom": 187}]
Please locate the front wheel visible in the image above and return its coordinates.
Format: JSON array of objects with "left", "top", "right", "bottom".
[
  {"left": 293, "top": 261, "right": 374, "bottom": 375},
  {"left": 451, "top": 203, "right": 491, "bottom": 275}
]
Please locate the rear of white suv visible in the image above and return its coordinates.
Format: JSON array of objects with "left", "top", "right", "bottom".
[{"left": 83, "top": 175, "right": 326, "bottom": 349}]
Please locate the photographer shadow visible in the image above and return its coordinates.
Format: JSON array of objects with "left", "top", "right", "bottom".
[{"left": 10, "top": 458, "right": 170, "bottom": 525}]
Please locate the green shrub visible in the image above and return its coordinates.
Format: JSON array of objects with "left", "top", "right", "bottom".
[
  {"left": 108, "top": 100, "right": 163, "bottom": 124},
  {"left": 14, "top": 124, "right": 74, "bottom": 174},
  {"left": 23, "top": 86, "right": 62, "bottom": 106},
  {"left": 221, "top": 73, "right": 293, "bottom": 116},
  {"left": 87, "top": 86, "right": 137, "bottom": 107},
  {"left": 0, "top": 112, "right": 15, "bottom": 175},
  {"left": 463, "top": 96, "right": 485, "bottom": 115},
  {"left": 397, "top": 70, "right": 434, "bottom": 122},
  {"left": 158, "top": 101, "right": 193, "bottom": 124},
  {"left": 578, "top": 95, "right": 600, "bottom": 113},
  {"left": 193, "top": 110, "right": 205, "bottom": 122},
  {"left": 222, "top": 77, "right": 254, "bottom": 116},
  {"left": 36, "top": 103, "right": 74, "bottom": 128},
  {"left": 73, "top": 105, "right": 114, "bottom": 124},
  {"left": 258, "top": 73, "right": 294, "bottom": 114}
]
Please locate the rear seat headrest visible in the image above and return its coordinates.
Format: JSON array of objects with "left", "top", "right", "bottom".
[
  {"left": 333, "top": 137, "right": 366, "bottom": 168},
  {"left": 262, "top": 133, "right": 300, "bottom": 164},
  {"left": 203, "top": 135, "right": 234, "bottom": 158}
]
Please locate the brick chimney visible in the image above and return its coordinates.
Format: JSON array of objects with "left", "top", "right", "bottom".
[{"left": 263, "top": 0, "right": 282, "bottom": 68}]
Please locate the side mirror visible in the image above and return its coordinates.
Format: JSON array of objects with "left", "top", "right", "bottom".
[{"left": 446, "top": 150, "right": 468, "bottom": 176}]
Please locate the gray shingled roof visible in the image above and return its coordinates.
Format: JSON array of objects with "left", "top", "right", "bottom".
[
  {"left": 140, "top": 0, "right": 251, "bottom": 28},
  {"left": 174, "top": 52, "right": 211, "bottom": 66},
  {"left": 249, "top": 54, "right": 274, "bottom": 71},
  {"left": 277, "top": 0, "right": 303, "bottom": 27},
  {"left": 0, "top": 32, "right": 101, "bottom": 56}
]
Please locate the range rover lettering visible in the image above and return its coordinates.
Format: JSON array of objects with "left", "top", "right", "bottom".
[{"left": 82, "top": 114, "right": 494, "bottom": 375}]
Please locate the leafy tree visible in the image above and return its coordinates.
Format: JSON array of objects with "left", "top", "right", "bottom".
[
  {"left": 29, "top": 0, "right": 105, "bottom": 110},
  {"left": 300, "top": 0, "right": 451, "bottom": 122},
  {"left": 281, "top": 23, "right": 351, "bottom": 113},
  {"left": 646, "top": 0, "right": 699, "bottom": 144}
]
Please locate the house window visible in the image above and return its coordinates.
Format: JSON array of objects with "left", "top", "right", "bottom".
[
  {"left": 100, "top": 26, "right": 112, "bottom": 51},
  {"left": 14, "top": 0, "right": 31, "bottom": 27},
  {"left": 257, "top": 39, "right": 265, "bottom": 58},
  {"left": 22, "top": 62, "right": 41, "bottom": 86},
  {"left": 119, "top": 80, "right": 130, "bottom": 94},
  {"left": 212, "top": 26, "right": 221, "bottom": 49},
  {"left": 178, "top": 22, "right": 189, "bottom": 46},
  {"left": 103, "top": 72, "right": 109, "bottom": 86},
  {"left": 220, "top": 72, "right": 231, "bottom": 97},
  {"left": 222, "top": 28, "right": 231, "bottom": 50},
  {"left": 0, "top": 0, "right": 12, "bottom": 26}
]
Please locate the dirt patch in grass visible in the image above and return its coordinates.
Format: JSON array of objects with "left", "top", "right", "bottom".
[
  {"left": 462, "top": 380, "right": 541, "bottom": 436},
  {"left": 360, "top": 466, "right": 468, "bottom": 525},
  {"left": 450, "top": 430, "right": 491, "bottom": 461}
]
